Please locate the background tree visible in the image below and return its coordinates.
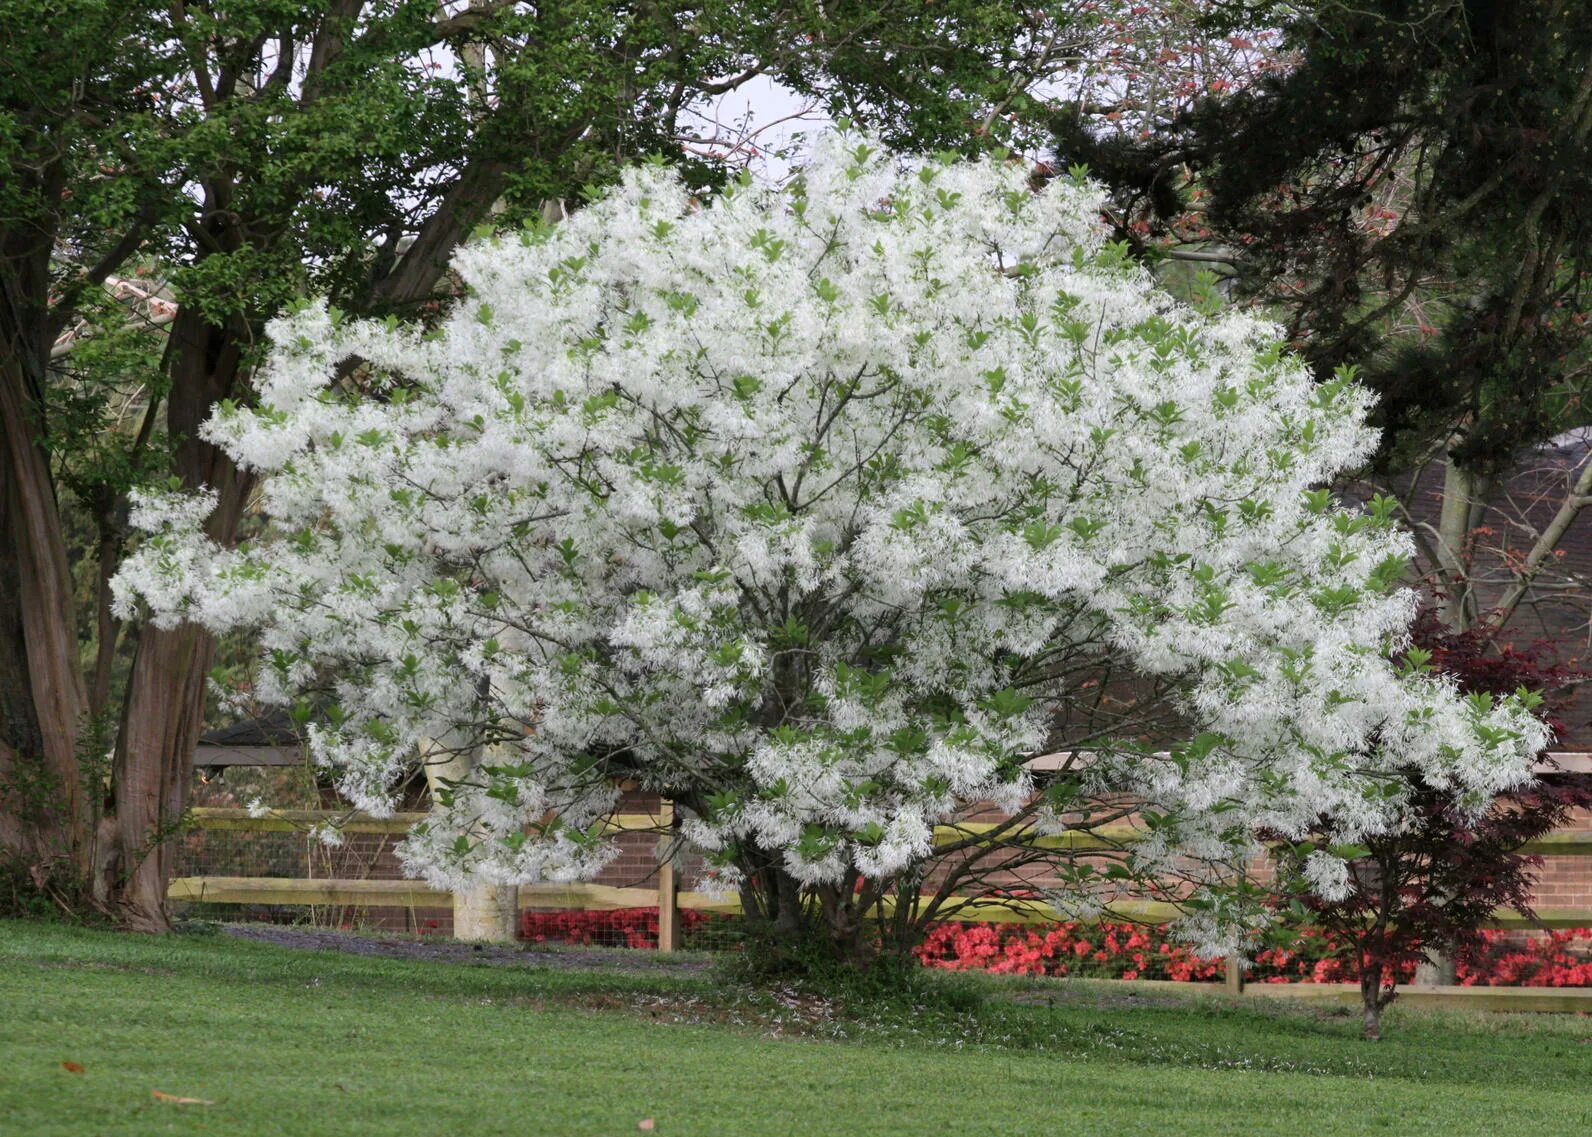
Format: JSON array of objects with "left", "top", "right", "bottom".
[
  {"left": 1052, "top": 1, "right": 1592, "bottom": 990},
  {"left": 1054, "top": 0, "right": 1592, "bottom": 636},
  {"left": 0, "top": 0, "right": 1088, "bottom": 929}
]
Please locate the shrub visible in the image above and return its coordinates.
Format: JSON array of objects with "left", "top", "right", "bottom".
[
  {"left": 117, "top": 130, "right": 1545, "bottom": 968},
  {"left": 1457, "top": 929, "right": 1592, "bottom": 988},
  {"left": 914, "top": 920, "right": 1224, "bottom": 981}
]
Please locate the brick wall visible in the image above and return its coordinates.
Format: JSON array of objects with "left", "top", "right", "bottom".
[{"left": 1529, "top": 807, "right": 1592, "bottom": 911}]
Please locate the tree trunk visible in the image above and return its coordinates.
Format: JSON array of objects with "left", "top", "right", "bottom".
[
  {"left": 1420, "top": 454, "right": 1487, "bottom": 982},
  {"left": 1360, "top": 968, "right": 1385, "bottom": 1041},
  {"left": 0, "top": 284, "right": 89, "bottom": 883},
  {"left": 770, "top": 869, "right": 806, "bottom": 942},
  {"left": 1434, "top": 457, "right": 1478, "bottom": 633},
  {"left": 450, "top": 878, "right": 520, "bottom": 943},
  {"left": 100, "top": 623, "right": 216, "bottom": 930},
  {"left": 6, "top": 131, "right": 510, "bottom": 924},
  {"left": 1413, "top": 953, "right": 1457, "bottom": 987},
  {"left": 817, "top": 880, "right": 878, "bottom": 966},
  {"left": 734, "top": 855, "right": 817, "bottom": 954},
  {"left": 95, "top": 309, "right": 252, "bottom": 930},
  {"left": 94, "top": 152, "right": 505, "bottom": 926},
  {"left": 419, "top": 738, "right": 517, "bottom": 943}
]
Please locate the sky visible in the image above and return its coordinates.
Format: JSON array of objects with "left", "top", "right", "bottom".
[{"left": 671, "top": 75, "right": 832, "bottom": 185}]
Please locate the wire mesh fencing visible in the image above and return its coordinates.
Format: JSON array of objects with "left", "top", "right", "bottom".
[{"left": 171, "top": 785, "right": 753, "bottom": 947}]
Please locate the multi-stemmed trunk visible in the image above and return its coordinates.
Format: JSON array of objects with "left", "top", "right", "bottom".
[
  {"left": 735, "top": 852, "right": 894, "bottom": 969},
  {"left": 0, "top": 296, "right": 254, "bottom": 930}
]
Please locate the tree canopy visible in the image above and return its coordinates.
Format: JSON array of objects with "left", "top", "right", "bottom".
[
  {"left": 1058, "top": 0, "right": 1592, "bottom": 472},
  {"left": 115, "top": 134, "right": 1546, "bottom": 955}
]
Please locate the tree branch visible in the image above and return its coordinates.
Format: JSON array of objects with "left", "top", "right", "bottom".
[
  {"left": 1484, "top": 457, "right": 1592, "bottom": 632},
  {"left": 44, "top": 221, "right": 148, "bottom": 345},
  {"left": 361, "top": 156, "right": 508, "bottom": 312},
  {"left": 434, "top": 0, "right": 518, "bottom": 41}
]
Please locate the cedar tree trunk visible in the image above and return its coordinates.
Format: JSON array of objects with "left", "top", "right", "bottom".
[
  {"left": 0, "top": 245, "right": 90, "bottom": 884},
  {"left": 96, "top": 309, "right": 253, "bottom": 930}
]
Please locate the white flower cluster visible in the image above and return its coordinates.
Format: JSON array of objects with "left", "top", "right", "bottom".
[{"left": 114, "top": 132, "right": 1547, "bottom": 904}]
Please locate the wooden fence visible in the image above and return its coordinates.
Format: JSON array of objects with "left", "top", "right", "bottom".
[{"left": 170, "top": 805, "right": 1592, "bottom": 942}]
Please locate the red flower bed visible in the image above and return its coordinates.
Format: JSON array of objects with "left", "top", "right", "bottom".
[
  {"left": 519, "top": 908, "right": 1592, "bottom": 987},
  {"left": 914, "top": 920, "right": 1592, "bottom": 987},
  {"left": 519, "top": 906, "right": 721, "bottom": 949},
  {"left": 1457, "top": 929, "right": 1592, "bottom": 987},
  {"left": 914, "top": 920, "right": 1226, "bottom": 981}
]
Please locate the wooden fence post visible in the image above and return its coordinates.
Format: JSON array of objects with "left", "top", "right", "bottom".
[{"left": 656, "top": 799, "right": 681, "bottom": 952}]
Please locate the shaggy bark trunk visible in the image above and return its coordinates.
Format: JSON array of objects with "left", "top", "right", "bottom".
[
  {"left": 0, "top": 261, "right": 89, "bottom": 881},
  {"left": 96, "top": 156, "right": 503, "bottom": 927},
  {"left": 102, "top": 624, "right": 215, "bottom": 929},
  {"left": 96, "top": 309, "right": 253, "bottom": 930},
  {"left": 4, "top": 121, "right": 508, "bottom": 924}
]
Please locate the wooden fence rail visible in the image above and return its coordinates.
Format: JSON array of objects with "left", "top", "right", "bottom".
[{"left": 172, "top": 805, "right": 1592, "bottom": 932}]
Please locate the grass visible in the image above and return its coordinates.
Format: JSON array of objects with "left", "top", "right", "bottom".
[{"left": 3, "top": 920, "right": 1590, "bottom": 1135}]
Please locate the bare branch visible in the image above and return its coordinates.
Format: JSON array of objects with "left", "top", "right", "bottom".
[{"left": 1485, "top": 457, "right": 1592, "bottom": 631}]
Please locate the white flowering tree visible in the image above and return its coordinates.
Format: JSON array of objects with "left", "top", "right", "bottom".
[{"left": 116, "top": 133, "right": 1546, "bottom": 959}]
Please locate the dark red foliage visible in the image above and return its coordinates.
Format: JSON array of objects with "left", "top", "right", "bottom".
[
  {"left": 1270, "top": 615, "right": 1592, "bottom": 1033},
  {"left": 1277, "top": 771, "right": 1592, "bottom": 989},
  {"left": 1406, "top": 609, "right": 1584, "bottom": 739}
]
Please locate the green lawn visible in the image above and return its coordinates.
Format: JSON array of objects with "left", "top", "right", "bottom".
[{"left": 2, "top": 920, "right": 1589, "bottom": 1136}]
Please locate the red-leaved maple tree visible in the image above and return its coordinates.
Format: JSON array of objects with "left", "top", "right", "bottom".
[{"left": 1270, "top": 611, "right": 1592, "bottom": 1039}]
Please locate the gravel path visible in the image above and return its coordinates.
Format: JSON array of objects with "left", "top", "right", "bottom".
[{"left": 222, "top": 923, "right": 715, "bottom": 974}]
